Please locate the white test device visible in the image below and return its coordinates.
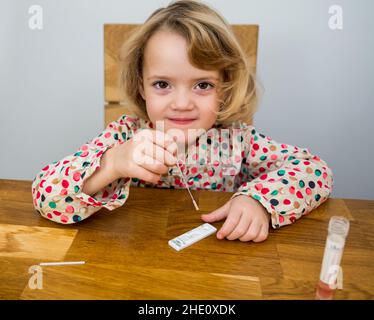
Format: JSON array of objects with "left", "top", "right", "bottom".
[{"left": 168, "top": 223, "right": 217, "bottom": 251}]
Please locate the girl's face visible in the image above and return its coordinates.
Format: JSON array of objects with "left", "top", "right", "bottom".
[{"left": 140, "top": 30, "right": 221, "bottom": 144}]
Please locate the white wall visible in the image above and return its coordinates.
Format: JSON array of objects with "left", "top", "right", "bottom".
[{"left": 1, "top": 0, "right": 373, "bottom": 199}]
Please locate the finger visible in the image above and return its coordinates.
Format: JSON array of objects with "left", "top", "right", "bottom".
[
  {"left": 136, "top": 129, "right": 176, "bottom": 156},
  {"left": 253, "top": 224, "right": 269, "bottom": 243},
  {"left": 164, "top": 138, "right": 178, "bottom": 157},
  {"left": 226, "top": 212, "right": 252, "bottom": 240},
  {"left": 134, "top": 129, "right": 154, "bottom": 146},
  {"left": 144, "top": 143, "right": 177, "bottom": 167},
  {"left": 140, "top": 154, "right": 169, "bottom": 175},
  {"left": 133, "top": 163, "right": 161, "bottom": 184},
  {"left": 201, "top": 201, "right": 230, "bottom": 223},
  {"left": 216, "top": 199, "right": 241, "bottom": 237},
  {"left": 154, "top": 130, "right": 179, "bottom": 156},
  {"left": 217, "top": 208, "right": 242, "bottom": 240},
  {"left": 140, "top": 133, "right": 177, "bottom": 167},
  {"left": 239, "top": 221, "right": 261, "bottom": 242}
]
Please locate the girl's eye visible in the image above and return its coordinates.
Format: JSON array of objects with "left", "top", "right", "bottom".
[
  {"left": 196, "top": 82, "right": 214, "bottom": 90},
  {"left": 153, "top": 81, "right": 169, "bottom": 89},
  {"left": 152, "top": 81, "right": 214, "bottom": 91}
]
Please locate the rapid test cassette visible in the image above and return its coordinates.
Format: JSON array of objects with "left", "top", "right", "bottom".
[{"left": 168, "top": 223, "right": 217, "bottom": 251}]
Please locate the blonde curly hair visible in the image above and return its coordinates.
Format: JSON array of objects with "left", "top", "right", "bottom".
[{"left": 119, "top": 0, "right": 259, "bottom": 126}]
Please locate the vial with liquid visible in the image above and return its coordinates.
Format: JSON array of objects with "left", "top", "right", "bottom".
[{"left": 316, "top": 216, "right": 350, "bottom": 300}]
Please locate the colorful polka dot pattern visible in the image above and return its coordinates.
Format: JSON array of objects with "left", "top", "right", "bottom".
[{"left": 32, "top": 115, "right": 334, "bottom": 228}]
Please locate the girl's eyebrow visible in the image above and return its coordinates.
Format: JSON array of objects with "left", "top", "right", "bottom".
[{"left": 147, "top": 75, "right": 219, "bottom": 82}]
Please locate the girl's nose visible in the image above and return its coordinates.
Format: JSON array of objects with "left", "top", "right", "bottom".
[{"left": 171, "top": 90, "right": 194, "bottom": 110}]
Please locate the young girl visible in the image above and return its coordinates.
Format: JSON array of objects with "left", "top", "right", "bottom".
[{"left": 32, "top": 0, "right": 333, "bottom": 243}]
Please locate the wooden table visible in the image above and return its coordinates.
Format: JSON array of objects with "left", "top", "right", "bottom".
[{"left": 0, "top": 179, "right": 373, "bottom": 300}]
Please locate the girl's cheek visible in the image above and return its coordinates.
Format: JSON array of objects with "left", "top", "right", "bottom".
[
  {"left": 148, "top": 94, "right": 168, "bottom": 107},
  {"left": 147, "top": 102, "right": 167, "bottom": 119},
  {"left": 199, "top": 101, "right": 220, "bottom": 117}
]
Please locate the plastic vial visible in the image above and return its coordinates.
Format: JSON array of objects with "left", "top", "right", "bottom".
[{"left": 316, "top": 216, "right": 350, "bottom": 300}]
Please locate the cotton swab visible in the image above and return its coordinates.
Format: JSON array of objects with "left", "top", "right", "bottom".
[{"left": 175, "top": 159, "right": 199, "bottom": 211}]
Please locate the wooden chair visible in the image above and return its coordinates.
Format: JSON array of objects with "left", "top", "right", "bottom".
[{"left": 104, "top": 24, "right": 259, "bottom": 127}]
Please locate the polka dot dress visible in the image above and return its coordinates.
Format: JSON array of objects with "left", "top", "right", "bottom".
[{"left": 31, "top": 115, "right": 334, "bottom": 228}]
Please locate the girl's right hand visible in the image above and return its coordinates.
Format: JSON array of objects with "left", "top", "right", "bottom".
[{"left": 110, "top": 129, "right": 179, "bottom": 184}]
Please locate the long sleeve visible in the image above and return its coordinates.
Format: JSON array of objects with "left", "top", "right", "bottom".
[
  {"left": 231, "top": 126, "right": 334, "bottom": 229},
  {"left": 31, "top": 115, "right": 137, "bottom": 224}
]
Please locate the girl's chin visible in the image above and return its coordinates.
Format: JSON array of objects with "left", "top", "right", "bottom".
[{"left": 164, "top": 122, "right": 208, "bottom": 132}]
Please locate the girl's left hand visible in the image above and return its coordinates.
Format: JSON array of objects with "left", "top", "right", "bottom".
[{"left": 201, "top": 195, "right": 270, "bottom": 242}]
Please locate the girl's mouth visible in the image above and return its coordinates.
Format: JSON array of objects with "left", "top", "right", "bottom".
[{"left": 167, "top": 118, "right": 197, "bottom": 125}]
